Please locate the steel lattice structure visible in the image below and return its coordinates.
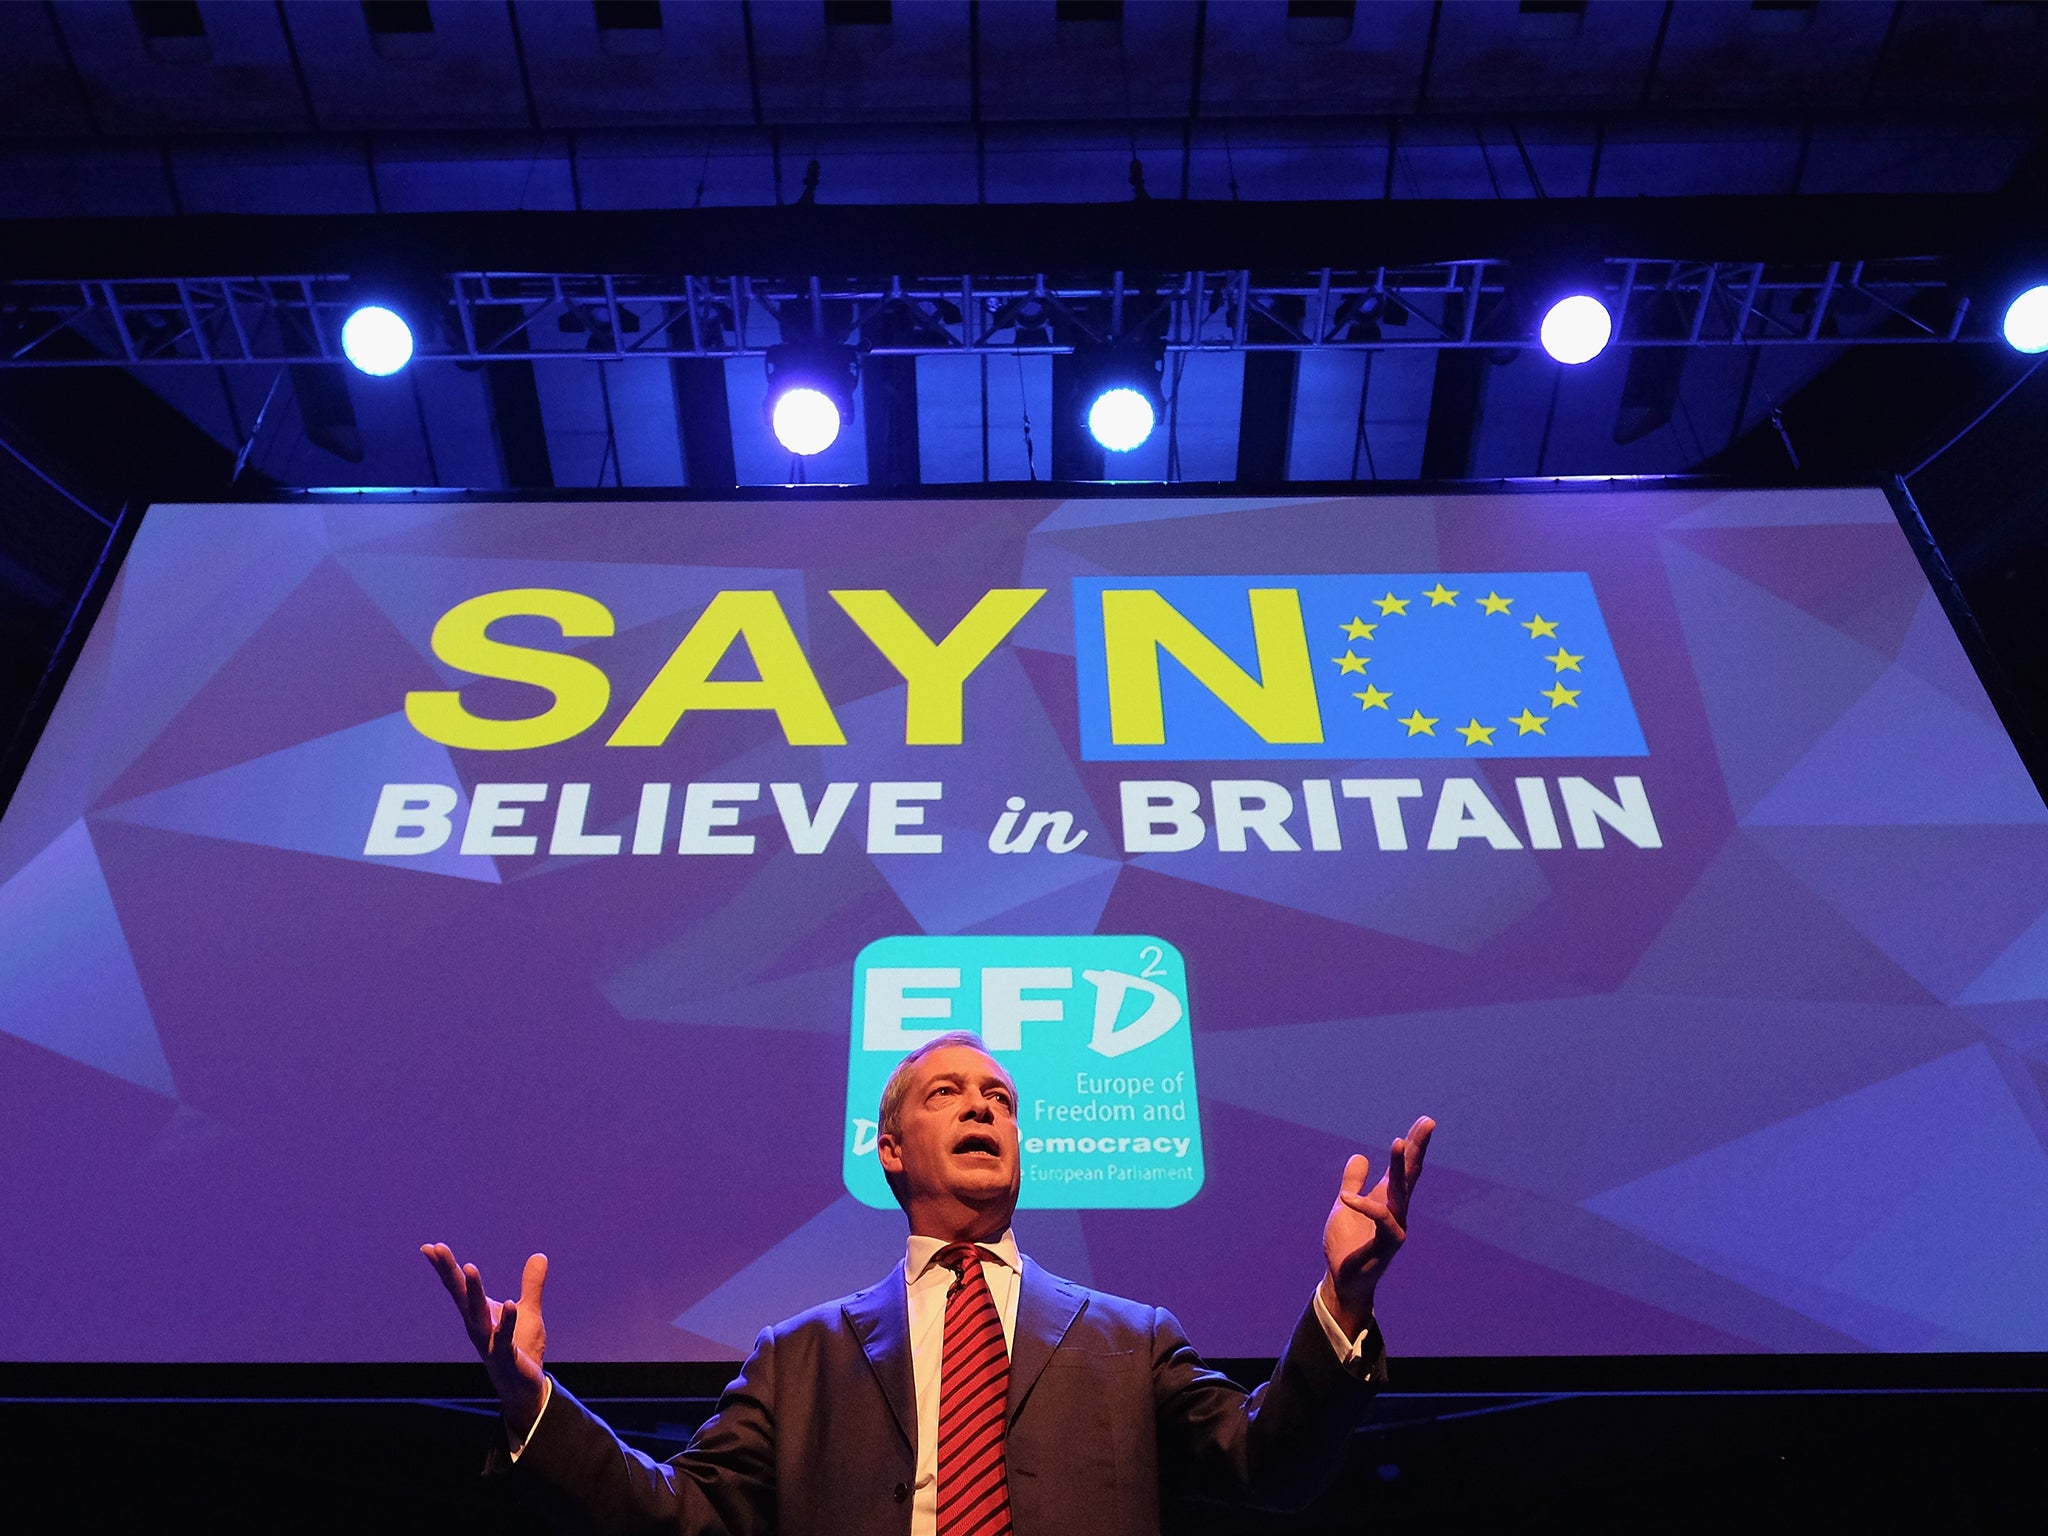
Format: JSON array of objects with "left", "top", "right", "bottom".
[{"left": 0, "top": 257, "right": 1979, "bottom": 369}]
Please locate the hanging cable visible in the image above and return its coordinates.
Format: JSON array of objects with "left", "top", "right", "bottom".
[
  {"left": 595, "top": 362, "right": 621, "bottom": 487},
  {"left": 232, "top": 368, "right": 287, "bottom": 484},
  {"left": 1769, "top": 404, "right": 1800, "bottom": 471},
  {"left": 1165, "top": 348, "right": 1187, "bottom": 482},
  {"left": 1117, "top": 29, "right": 1147, "bottom": 201},
  {"left": 693, "top": 132, "right": 714, "bottom": 208},
  {"left": 1016, "top": 354, "right": 1037, "bottom": 482},
  {"left": 1350, "top": 353, "right": 1378, "bottom": 481},
  {"left": 1905, "top": 357, "right": 2046, "bottom": 481}
]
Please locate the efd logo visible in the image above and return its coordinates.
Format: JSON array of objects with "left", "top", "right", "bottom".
[{"left": 845, "top": 936, "right": 1204, "bottom": 1211}]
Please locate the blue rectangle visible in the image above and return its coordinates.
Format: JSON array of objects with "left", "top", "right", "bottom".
[{"left": 1073, "top": 573, "right": 1648, "bottom": 760}]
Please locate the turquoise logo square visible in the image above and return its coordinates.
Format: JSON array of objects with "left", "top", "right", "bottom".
[{"left": 844, "top": 935, "right": 1204, "bottom": 1211}]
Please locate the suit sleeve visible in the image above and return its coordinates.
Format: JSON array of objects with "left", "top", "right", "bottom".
[
  {"left": 508, "top": 1327, "right": 781, "bottom": 1536},
  {"left": 1149, "top": 1299, "right": 1382, "bottom": 1511}
]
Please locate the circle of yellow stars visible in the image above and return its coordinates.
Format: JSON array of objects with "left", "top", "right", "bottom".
[{"left": 1326, "top": 583, "right": 1585, "bottom": 746}]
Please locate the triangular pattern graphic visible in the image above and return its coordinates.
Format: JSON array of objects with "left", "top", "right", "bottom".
[
  {"left": 1893, "top": 589, "right": 2006, "bottom": 726},
  {"left": 1660, "top": 539, "right": 1890, "bottom": 817},
  {"left": 1743, "top": 662, "right": 2048, "bottom": 828},
  {"left": 1583, "top": 1046, "right": 2048, "bottom": 1350},
  {"left": 958, "top": 863, "right": 1121, "bottom": 937},
  {"left": 876, "top": 843, "right": 1123, "bottom": 938},
  {"left": 1136, "top": 834, "right": 1552, "bottom": 955},
  {"left": 1039, "top": 497, "right": 1441, "bottom": 577},
  {"left": 1622, "top": 832, "right": 1935, "bottom": 1005},
  {"left": 828, "top": 656, "right": 1118, "bottom": 936},
  {"left": 94, "top": 508, "right": 331, "bottom": 797},
  {"left": 603, "top": 850, "right": 892, "bottom": 1023},
  {"left": 96, "top": 712, "right": 498, "bottom": 883},
  {"left": 337, "top": 553, "right": 804, "bottom": 676},
  {"left": 673, "top": 1195, "right": 908, "bottom": 1351},
  {"left": 1661, "top": 486, "right": 1898, "bottom": 530},
  {"left": 99, "top": 558, "right": 446, "bottom": 809},
  {"left": 1433, "top": 1180, "right": 1865, "bottom": 1353},
  {"left": 1032, "top": 495, "right": 1335, "bottom": 533},
  {"left": 1664, "top": 523, "right": 1926, "bottom": 657},
  {"left": 1755, "top": 825, "right": 2048, "bottom": 1003},
  {"left": 640, "top": 962, "right": 860, "bottom": 1034},
  {"left": 0, "top": 584, "right": 120, "bottom": 884},
  {"left": 0, "top": 820, "right": 176, "bottom": 1096},
  {"left": 1010, "top": 1210, "right": 1094, "bottom": 1287},
  {"left": 1195, "top": 995, "right": 1973, "bottom": 1203},
  {"left": 318, "top": 499, "right": 470, "bottom": 552},
  {"left": 1961, "top": 1002, "right": 2048, "bottom": 1062},
  {"left": 1959, "top": 904, "right": 2048, "bottom": 1006},
  {"left": 1013, "top": 541, "right": 1121, "bottom": 658}
]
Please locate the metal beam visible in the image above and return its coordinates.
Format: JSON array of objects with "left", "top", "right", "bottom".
[{"left": 0, "top": 257, "right": 1994, "bottom": 371}]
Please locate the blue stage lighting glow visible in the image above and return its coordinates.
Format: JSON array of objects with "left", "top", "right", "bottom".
[
  {"left": 1539, "top": 294, "right": 1613, "bottom": 365},
  {"left": 1087, "top": 387, "right": 1157, "bottom": 452},
  {"left": 340, "top": 305, "right": 414, "bottom": 376},
  {"left": 2002, "top": 285, "right": 2048, "bottom": 354},
  {"left": 771, "top": 386, "right": 843, "bottom": 455}
]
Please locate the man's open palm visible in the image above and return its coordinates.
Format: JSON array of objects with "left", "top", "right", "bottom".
[
  {"left": 423, "top": 1244, "right": 549, "bottom": 1429},
  {"left": 1321, "top": 1116, "right": 1434, "bottom": 1337}
]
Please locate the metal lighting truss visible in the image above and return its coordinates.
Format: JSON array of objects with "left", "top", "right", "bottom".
[{"left": 0, "top": 257, "right": 1980, "bottom": 369}]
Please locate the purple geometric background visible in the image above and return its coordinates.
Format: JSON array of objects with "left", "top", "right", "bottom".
[{"left": 2, "top": 488, "right": 2045, "bottom": 1362}]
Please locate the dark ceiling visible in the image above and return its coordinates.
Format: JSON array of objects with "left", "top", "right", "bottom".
[{"left": 4, "top": 0, "right": 2048, "bottom": 797}]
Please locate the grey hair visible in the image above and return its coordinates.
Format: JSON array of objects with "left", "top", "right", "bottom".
[{"left": 875, "top": 1031, "right": 1015, "bottom": 1210}]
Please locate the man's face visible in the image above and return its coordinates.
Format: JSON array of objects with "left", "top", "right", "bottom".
[{"left": 877, "top": 1044, "right": 1021, "bottom": 1236}]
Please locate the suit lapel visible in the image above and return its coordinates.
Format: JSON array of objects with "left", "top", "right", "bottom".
[
  {"left": 843, "top": 1259, "right": 917, "bottom": 1454},
  {"left": 1007, "top": 1256, "right": 1087, "bottom": 1426}
]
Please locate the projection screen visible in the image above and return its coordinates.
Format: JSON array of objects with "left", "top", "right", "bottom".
[{"left": 3, "top": 485, "right": 2045, "bottom": 1364}]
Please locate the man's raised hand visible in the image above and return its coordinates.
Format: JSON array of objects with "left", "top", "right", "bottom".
[
  {"left": 422, "top": 1243, "right": 549, "bottom": 1432},
  {"left": 1319, "top": 1116, "right": 1434, "bottom": 1339}
]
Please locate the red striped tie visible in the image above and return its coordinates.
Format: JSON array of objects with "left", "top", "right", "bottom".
[{"left": 935, "top": 1243, "right": 1013, "bottom": 1536}]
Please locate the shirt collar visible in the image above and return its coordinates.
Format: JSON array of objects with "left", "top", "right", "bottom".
[{"left": 906, "top": 1229, "right": 1020, "bottom": 1284}]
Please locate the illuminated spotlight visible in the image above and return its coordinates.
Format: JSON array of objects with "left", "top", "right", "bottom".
[
  {"left": 771, "top": 387, "right": 843, "bottom": 455},
  {"left": 1086, "top": 386, "right": 1158, "bottom": 453},
  {"left": 339, "top": 304, "right": 414, "bottom": 376},
  {"left": 1077, "top": 342, "right": 1166, "bottom": 454},
  {"left": 2002, "top": 284, "right": 2048, "bottom": 354},
  {"left": 764, "top": 343, "right": 858, "bottom": 456},
  {"left": 1538, "top": 294, "right": 1613, "bottom": 365}
]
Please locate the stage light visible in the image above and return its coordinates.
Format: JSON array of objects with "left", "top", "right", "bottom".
[
  {"left": 1086, "top": 386, "right": 1157, "bottom": 453},
  {"left": 1539, "top": 294, "right": 1612, "bottom": 365},
  {"left": 1076, "top": 340, "right": 1166, "bottom": 454},
  {"left": 764, "top": 342, "right": 859, "bottom": 457},
  {"left": 340, "top": 304, "right": 414, "bottom": 376},
  {"left": 2002, "top": 284, "right": 2048, "bottom": 354},
  {"left": 771, "top": 387, "right": 844, "bottom": 455}
]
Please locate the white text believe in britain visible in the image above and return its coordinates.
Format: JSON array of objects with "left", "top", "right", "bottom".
[{"left": 362, "top": 775, "right": 1660, "bottom": 858}]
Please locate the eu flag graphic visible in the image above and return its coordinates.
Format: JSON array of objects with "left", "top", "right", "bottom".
[{"left": 1072, "top": 573, "right": 1648, "bottom": 760}]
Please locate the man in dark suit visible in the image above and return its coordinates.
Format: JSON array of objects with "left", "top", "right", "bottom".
[{"left": 425, "top": 1030, "right": 1433, "bottom": 1536}]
